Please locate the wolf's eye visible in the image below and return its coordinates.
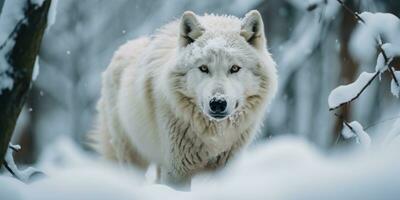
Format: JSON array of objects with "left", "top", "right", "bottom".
[
  {"left": 199, "top": 65, "right": 209, "bottom": 73},
  {"left": 230, "top": 65, "right": 241, "bottom": 73}
]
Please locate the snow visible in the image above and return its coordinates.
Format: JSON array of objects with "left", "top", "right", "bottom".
[
  {"left": 0, "top": 176, "right": 26, "bottom": 200},
  {"left": 0, "top": 0, "right": 55, "bottom": 94},
  {"left": 0, "top": 67, "right": 14, "bottom": 95},
  {"left": 32, "top": 56, "right": 40, "bottom": 81},
  {"left": 16, "top": 0, "right": 57, "bottom": 30},
  {"left": 390, "top": 71, "right": 400, "bottom": 98},
  {"left": 46, "top": 0, "right": 58, "bottom": 30},
  {"left": 349, "top": 12, "right": 400, "bottom": 65},
  {"left": 341, "top": 121, "right": 371, "bottom": 148},
  {"left": 0, "top": 0, "right": 27, "bottom": 94},
  {"left": 359, "top": 12, "right": 400, "bottom": 34},
  {"left": 382, "top": 43, "right": 400, "bottom": 59},
  {"left": 2, "top": 137, "right": 400, "bottom": 199},
  {"left": 384, "top": 115, "right": 400, "bottom": 146},
  {"left": 328, "top": 72, "right": 376, "bottom": 109},
  {"left": 375, "top": 43, "right": 400, "bottom": 75},
  {"left": 9, "top": 143, "right": 21, "bottom": 150},
  {"left": 374, "top": 53, "right": 387, "bottom": 73},
  {"left": 0, "top": 0, "right": 25, "bottom": 40}
]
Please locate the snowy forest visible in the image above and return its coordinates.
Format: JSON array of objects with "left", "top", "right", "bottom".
[{"left": 1, "top": 0, "right": 400, "bottom": 199}]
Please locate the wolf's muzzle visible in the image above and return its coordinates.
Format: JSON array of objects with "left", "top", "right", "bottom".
[{"left": 209, "top": 97, "right": 227, "bottom": 118}]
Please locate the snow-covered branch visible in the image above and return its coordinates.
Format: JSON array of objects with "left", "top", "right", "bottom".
[
  {"left": 328, "top": 1, "right": 400, "bottom": 110},
  {"left": 341, "top": 120, "right": 371, "bottom": 148},
  {"left": 328, "top": 72, "right": 379, "bottom": 110},
  {"left": 2, "top": 144, "right": 43, "bottom": 183},
  {"left": 391, "top": 70, "right": 400, "bottom": 98},
  {"left": 333, "top": 113, "right": 371, "bottom": 148}
]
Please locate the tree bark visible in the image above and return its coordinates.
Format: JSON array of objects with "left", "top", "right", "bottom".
[
  {"left": 0, "top": 0, "right": 51, "bottom": 165},
  {"left": 332, "top": 0, "right": 358, "bottom": 146}
]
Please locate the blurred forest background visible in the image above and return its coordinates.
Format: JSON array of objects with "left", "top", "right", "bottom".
[{"left": 1, "top": 0, "right": 399, "bottom": 164}]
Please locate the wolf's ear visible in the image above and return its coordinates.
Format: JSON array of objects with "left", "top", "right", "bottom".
[
  {"left": 179, "top": 11, "right": 205, "bottom": 47},
  {"left": 240, "top": 10, "right": 266, "bottom": 50}
]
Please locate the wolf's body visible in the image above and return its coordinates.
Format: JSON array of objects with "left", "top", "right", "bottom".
[{"left": 92, "top": 10, "right": 278, "bottom": 188}]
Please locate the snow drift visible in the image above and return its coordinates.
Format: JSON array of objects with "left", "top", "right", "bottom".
[{"left": 1, "top": 136, "right": 400, "bottom": 200}]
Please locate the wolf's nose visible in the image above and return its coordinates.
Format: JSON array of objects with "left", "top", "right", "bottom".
[{"left": 209, "top": 97, "right": 227, "bottom": 114}]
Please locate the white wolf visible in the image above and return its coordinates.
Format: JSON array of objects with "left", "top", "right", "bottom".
[{"left": 92, "top": 10, "right": 278, "bottom": 189}]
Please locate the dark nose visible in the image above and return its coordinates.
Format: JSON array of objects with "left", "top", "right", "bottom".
[{"left": 209, "top": 97, "right": 227, "bottom": 114}]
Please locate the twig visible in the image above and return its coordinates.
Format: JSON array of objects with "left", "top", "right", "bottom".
[
  {"left": 2, "top": 161, "right": 18, "bottom": 179},
  {"left": 333, "top": 113, "right": 357, "bottom": 145},
  {"left": 377, "top": 39, "right": 400, "bottom": 87},
  {"left": 388, "top": 66, "right": 400, "bottom": 86},
  {"left": 334, "top": 113, "right": 356, "bottom": 134},
  {"left": 336, "top": 0, "right": 365, "bottom": 23},
  {"left": 329, "top": 71, "right": 380, "bottom": 111},
  {"left": 2, "top": 145, "right": 19, "bottom": 179},
  {"left": 334, "top": 132, "right": 341, "bottom": 145},
  {"left": 8, "top": 145, "right": 19, "bottom": 152}
]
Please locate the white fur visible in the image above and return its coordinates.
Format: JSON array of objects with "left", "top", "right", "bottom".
[{"left": 92, "top": 10, "right": 278, "bottom": 189}]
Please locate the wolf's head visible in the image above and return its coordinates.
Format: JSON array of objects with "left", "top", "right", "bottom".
[{"left": 170, "top": 10, "right": 277, "bottom": 123}]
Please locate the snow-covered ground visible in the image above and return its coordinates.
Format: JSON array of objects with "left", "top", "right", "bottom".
[{"left": 1, "top": 136, "right": 400, "bottom": 200}]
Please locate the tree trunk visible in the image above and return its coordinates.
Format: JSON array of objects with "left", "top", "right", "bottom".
[
  {"left": 332, "top": 1, "right": 358, "bottom": 146},
  {"left": 0, "top": 0, "right": 51, "bottom": 165}
]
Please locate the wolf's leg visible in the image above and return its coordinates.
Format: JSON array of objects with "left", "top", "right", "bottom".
[
  {"left": 155, "top": 165, "right": 162, "bottom": 184},
  {"left": 160, "top": 166, "right": 191, "bottom": 191},
  {"left": 111, "top": 132, "right": 149, "bottom": 171}
]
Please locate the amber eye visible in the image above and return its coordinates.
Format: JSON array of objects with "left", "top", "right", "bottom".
[
  {"left": 230, "top": 65, "right": 241, "bottom": 73},
  {"left": 199, "top": 65, "right": 209, "bottom": 73}
]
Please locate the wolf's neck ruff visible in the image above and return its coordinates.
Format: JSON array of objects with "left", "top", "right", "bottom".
[{"left": 166, "top": 111, "right": 253, "bottom": 177}]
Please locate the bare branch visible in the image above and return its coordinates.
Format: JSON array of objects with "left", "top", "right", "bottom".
[
  {"left": 8, "top": 144, "right": 19, "bottom": 152},
  {"left": 388, "top": 66, "right": 400, "bottom": 86},
  {"left": 2, "top": 161, "right": 18, "bottom": 178},
  {"left": 334, "top": 113, "right": 356, "bottom": 134},
  {"left": 336, "top": 0, "right": 365, "bottom": 24}
]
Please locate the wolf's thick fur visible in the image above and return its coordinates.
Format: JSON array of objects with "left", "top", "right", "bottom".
[{"left": 92, "top": 10, "right": 278, "bottom": 188}]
